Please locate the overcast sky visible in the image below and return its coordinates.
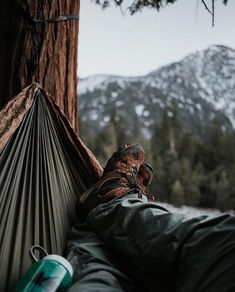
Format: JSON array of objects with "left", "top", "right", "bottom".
[{"left": 78, "top": 0, "right": 235, "bottom": 78}]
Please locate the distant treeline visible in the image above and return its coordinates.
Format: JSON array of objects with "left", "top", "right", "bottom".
[{"left": 81, "top": 107, "right": 235, "bottom": 211}]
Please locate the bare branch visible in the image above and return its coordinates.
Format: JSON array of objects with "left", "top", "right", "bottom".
[
  {"left": 212, "top": 0, "right": 215, "bottom": 26},
  {"left": 93, "top": 0, "right": 229, "bottom": 24},
  {"left": 201, "top": 0, "right": 213, "bottom": 15}
]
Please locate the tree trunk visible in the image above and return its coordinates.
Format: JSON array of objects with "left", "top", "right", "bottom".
[{"left": 0, "top": 0, "right": 79, "bottom": 132}]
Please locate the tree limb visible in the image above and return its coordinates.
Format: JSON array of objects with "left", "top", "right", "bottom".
[{"left": 201, "top": 0, "right": 213, "bottom": 15}]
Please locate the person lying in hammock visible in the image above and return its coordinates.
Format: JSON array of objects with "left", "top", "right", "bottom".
[{"left": 66, "top": 143, "right": 235, "bottom": 292}]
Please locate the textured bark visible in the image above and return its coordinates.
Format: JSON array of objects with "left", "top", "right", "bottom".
[{"left": 0, "top": 0, "right": 79, "bottom": 132}]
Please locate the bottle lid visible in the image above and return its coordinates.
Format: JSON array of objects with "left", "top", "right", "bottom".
[{"left": 44, "top": 254, "right": 73, "bottom": 277}]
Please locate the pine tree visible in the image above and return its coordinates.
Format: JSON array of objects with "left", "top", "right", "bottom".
[
  {"left": 171, "top": 180, "right": 184, "bottom": 207},
  {"left": 152, "top": 104, "right": 181, "bottom": 155},
  {"left": 94, "top": 117, "right": 118, "bottom": 165},
  {"left": 109, "top": 109, "right": 127, "bottom": 147},
  {"left": 150, "top": 155, "right": 164, "bottom": 200},
  {"left": 216, "top": 170, "right": 230, "bottom": 211},
  {"left": 187, "top": 168, "right": 201, "bottom": 207}
]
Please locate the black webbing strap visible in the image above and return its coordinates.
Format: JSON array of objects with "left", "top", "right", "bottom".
[
  {"left": 18, "top": 3, "right": 79, "bottom": 27},
  {"left": 33, "top": 14, "right": 80, "bottom": 23},
  {"left": 17, "top": 2, "right": 79, "bottom": 82}
]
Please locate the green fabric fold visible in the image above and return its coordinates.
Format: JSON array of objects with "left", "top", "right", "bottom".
[{"left": 0, "top": 84, "right": 102, "bottom": 291}]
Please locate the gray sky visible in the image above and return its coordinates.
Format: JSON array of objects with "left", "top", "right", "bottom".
[{"left": 78, "top": 0, "right": 235, "bottom": 78}]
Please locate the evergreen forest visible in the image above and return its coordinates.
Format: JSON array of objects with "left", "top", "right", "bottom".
[{"left": 81, "top": 106, "right": 235, "bottom": 211}]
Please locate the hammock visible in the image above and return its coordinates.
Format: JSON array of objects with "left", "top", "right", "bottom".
[{"left": 0, "top": 83, "right": 103, "bottom": 291}]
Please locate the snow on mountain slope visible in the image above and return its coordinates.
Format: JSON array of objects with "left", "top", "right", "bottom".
[
  {"left": 145, "top": 45, "right": 235, "bottom": 125},
  {"left": 78, "top": 75, "right": 111, "bottom": 94},
  {"left": 78, "top": 45, "right": 235, "bottom": 134},
  {"left": 79, "top": 75, "right": 140, "bottom": 95}
]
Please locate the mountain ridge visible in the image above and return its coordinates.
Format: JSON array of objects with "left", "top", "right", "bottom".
[{"left": 78, "top": 44, "right": 235, "bottom": 138}]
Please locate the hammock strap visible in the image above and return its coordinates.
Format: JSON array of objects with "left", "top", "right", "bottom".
[
  {"left": 33, "top": 14, "right": 80, "bottom": 23},
  {"left": 17, "top": 1, "right": 79, "bottom": 82}
]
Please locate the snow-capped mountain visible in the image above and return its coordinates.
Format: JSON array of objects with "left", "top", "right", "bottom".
[{"left": 78, "top": 45, "right": 235, "bottom": 137}]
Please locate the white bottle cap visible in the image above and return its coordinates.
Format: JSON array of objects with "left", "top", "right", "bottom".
[{"left": 44, "top": 254, "right": 73, "bottom": 277}]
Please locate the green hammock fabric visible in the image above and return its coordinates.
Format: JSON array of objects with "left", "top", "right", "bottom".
[{"left": 0, "top": 83, "right": 102, "bottom": 291}]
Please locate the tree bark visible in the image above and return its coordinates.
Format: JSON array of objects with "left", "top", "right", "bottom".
[{"left": 0, "top": 0, "right": 79, "bottom": 132}]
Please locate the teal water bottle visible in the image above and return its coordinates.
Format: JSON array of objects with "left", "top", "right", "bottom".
[{"left": 14, "top": 245, "right": 73, "bottom": 292}]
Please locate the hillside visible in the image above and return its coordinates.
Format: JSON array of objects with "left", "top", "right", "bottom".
[
  {"left": 78, "top": 45, "right": 235, "bottom": 138},
  {"left": 77, "top": 45, "right": 235, "bottom": 211}
]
